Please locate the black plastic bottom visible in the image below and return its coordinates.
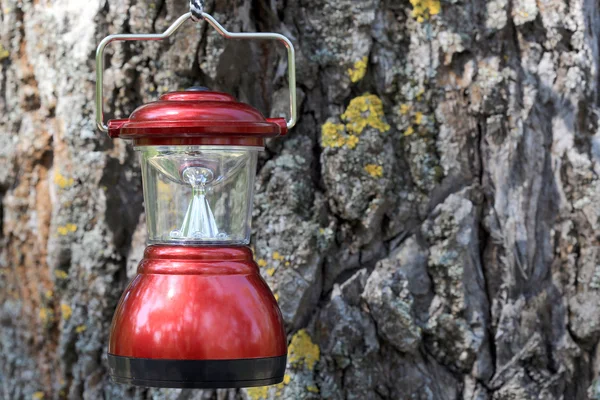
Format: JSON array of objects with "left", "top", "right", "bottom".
[{"left": 108, "top": 354, "right": 287, "bottom": 389}]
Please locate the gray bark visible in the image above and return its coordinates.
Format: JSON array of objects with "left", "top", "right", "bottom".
[{"left": 1, "top": 0, "right": 600, "bottom": 399}]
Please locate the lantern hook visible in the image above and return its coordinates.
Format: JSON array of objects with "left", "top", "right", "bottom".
[{"left": 96, "top": 12, "right": 297, "bottom": 133}]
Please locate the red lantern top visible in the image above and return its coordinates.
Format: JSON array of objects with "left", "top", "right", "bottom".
[{"left": 107, "top": 89, "right": 287, "bottom": 147}]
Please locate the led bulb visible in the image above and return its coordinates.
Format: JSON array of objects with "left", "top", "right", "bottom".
[
  {"left": 182, "top": 167, "right": 214, "bottom": 187},
  {"left": 169, "top": 166, "right": 224, "bottom": 241}
]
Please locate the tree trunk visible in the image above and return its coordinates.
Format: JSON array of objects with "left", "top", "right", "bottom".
[{"left": 2, "top": 0, "right": 600, "bottom": 399}]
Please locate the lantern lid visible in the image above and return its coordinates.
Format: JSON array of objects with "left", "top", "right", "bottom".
[{"left": 107, "top": 89, "right": 287, "bottom": 146}]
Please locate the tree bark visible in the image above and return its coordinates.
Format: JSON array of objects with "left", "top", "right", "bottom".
[{"left": 1, "top": 0, "right": 600, "bottom": 399}]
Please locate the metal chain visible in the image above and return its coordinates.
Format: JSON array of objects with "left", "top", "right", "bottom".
[{"left": 190, "top": 0, "right": 205, "bottom": 21}]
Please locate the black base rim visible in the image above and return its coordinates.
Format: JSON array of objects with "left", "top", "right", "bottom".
[
  {"left": 108, "top": 354, "right": 287, "bottom": 389},
  {"left": 111, "top": 376, "right": 284, "bottom": 389}
]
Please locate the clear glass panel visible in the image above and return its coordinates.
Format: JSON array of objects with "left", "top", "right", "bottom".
[{"left": 137, "top": 145, "right": 260, "bottom": 245}]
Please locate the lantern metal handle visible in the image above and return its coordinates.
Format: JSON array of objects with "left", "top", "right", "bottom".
[{"left": 95, "top": 12, "right": 297, "bottom": 133}]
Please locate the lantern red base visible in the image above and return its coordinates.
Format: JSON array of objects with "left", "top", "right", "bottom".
[{"left": 107, "top": 245, "right": 287, "bottom": 388}]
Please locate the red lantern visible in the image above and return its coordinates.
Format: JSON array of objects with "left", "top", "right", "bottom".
[{"left": 95, "top": 10, "right": 297, "bottom": 389}]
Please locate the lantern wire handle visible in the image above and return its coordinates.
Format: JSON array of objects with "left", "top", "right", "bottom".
[{"left": 95, "top": 12, "right": 297, "bottom": 133}]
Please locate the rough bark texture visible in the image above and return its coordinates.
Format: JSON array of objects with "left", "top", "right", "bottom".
[{"left": 2, "top": 0, "right": 600, "bottom": 399}]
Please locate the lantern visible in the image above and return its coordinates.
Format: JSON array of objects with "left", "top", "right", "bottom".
[{"left": 95, "top": 10, "right": 296, "bottom": 389}]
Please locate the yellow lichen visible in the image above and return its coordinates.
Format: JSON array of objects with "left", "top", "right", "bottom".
[
  {"left": 347, "top": 56, "right": 368, "bottom": 83},
  {"left": 61, "top": 303, "right": 72, "bottom": 320},
  {"left": 274, "top": 293, "right": 280, "bottom": 301},
  {"left": 321, "top": 122, "right": 363, "bottom": 149},
  {"left": 346, "top": 135, "right": 359, "bottom": 149},
  {"left": 75, "top": 325, "right": 87, "bottom": 333},
  {"left": 272, "top": 373, "right": 293, "bottom": 396},
  {"left": 45, "top": 290, "right": 53, "bottom": 299},
  {"left": 39, "top": 307, "right": 52, "bottom": 322},
  {"left": 32, "top": 392, "right": 44, "bottom": 400},
  {"left": 321, "top": 121, "right": 346, "bottom": 148},
  {"left": 285, "top": 261, "right": 291, "bottom": 267},
  {"left": 54, "top": 172, "right": 74, "bottom": 189},
  {"left": 257, "top": 259, "right": 268, "bottom": 268},
  {"left": 414, "top": 112, "right": 424, "bottom": 125},
  {"left": 323, "top": 94, "right": 389, "bottom": 150},
  {"left": 266, "top": 268, "right": 275, "bottom": 276},
  {"left": 399, "top": 103, "right": 411, "bottom": 115},
  {"left": 272, "top": 251, "right": 285, "bottom": 261},
  {"left": 57, "top": 223, "right": 77, "bottom": 236},
  {"left": 246, "top": 386, "right": 270, "bottom": 400},
  {"left": 307, "top": 385, "right": 320, "bottom": 393},
  {"left": 54, "top": 270, "right": 68, "bottom": 279},
  {"left": 365, "top": 164, "right": 383, "bottom": 178},
  {"left": 0, "top": 44, "right": 9, "bottom": 61},
  {"left": 288, "top": 329, "right": 320, "bottom": 371},
  {"left": 404, "top": 126, "right": 415, "bottom": 136},
  {"left": 341, "top": 94, "right": 390, "bottom": 135},
  {"left": 410, "top": 0, "right": 441, "bottom": 22}
]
